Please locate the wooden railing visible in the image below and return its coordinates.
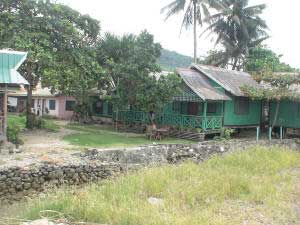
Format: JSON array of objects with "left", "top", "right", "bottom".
[{"left": 113, "top": 110, "right": 223, "bottom": 130}]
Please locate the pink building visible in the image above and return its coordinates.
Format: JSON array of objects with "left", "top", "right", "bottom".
[{"left": 9, "top": 85, "right": 76, "bottom": 120}]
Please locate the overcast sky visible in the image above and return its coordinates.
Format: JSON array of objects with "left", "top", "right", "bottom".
[{"left": 60, "top": 0, "right": 300, "bottom": 68}]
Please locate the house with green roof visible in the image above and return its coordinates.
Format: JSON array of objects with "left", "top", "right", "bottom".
[{"left": 0, "top": 49, "right": 28, "bottom": 139}]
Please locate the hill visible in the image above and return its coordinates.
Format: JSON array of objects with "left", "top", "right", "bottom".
[{"left": 158, "top": 49, "right": 193, "bottom": 71}]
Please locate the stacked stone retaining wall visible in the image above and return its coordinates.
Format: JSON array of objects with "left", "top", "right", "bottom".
[{"left": 1, "top": 139, "right": 299, "bottom": 203}]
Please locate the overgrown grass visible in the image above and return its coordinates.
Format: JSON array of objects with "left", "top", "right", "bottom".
[
  {"left": 64, "top": 123, "right": 195, "bottom": 148},
  {"left": 7, "top": 114, "right": 60, "bottom": 132},
  {"left": 7, "top": 114, "right": 26, "bottom": 129},
  {"left": 17, "top": 147, "right": 300, "bottom": 224}
]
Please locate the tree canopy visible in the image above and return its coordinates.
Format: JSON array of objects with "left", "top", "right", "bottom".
[
  {"left": 203, "top": 0, "right": 268, "bottom": 70},
  {"left": 97, "top": 31, "right": 181, "bottom": 113},
  {"left": 161, "top": 0, "right": 224, "bottom": 62},
  {"left": 244, "top": 46, "right": 296, "bottom": 73},
  {"left": 0, "top": 0, "right": 104, "bottom": 124}
]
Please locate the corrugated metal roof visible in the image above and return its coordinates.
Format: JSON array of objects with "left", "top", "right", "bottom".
[
  {"left": 0, "top": 50, "right": 28, "bottom": 85},
  {"left": 0, "top": 69, "right": 28, "bottom": 85},
  {"left": 192, "top": 64, "right": 261, "bottom": 97},
  {"left": 176, "top": 68, "right": 231, "bottom": 101}
]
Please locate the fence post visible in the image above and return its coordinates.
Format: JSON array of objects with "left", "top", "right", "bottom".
[{"left": 203, "top": 102, "right": 207, "bottom": 131}]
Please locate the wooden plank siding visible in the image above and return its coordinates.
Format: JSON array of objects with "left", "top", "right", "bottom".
[
  {"left": 223, "top": 96, "right": 262, "bottom": 127},
  {"left": 269, "top": 101, "right": 300, "bottom": 128}
]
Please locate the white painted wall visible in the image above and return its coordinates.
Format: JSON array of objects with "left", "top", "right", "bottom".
[{"left": 33, "top": 97, "right": 59, "bottom": 118}]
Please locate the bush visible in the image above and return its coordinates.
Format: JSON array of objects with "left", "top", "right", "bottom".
[
  {"left": 7, "top": 123, "right": 23, "bottom": 146},
  {"left": 34, "top": 117, "right": 46, "bottom": 129},
  {"left": 222, "top": 128, "right": 234, "bottom": 140}
]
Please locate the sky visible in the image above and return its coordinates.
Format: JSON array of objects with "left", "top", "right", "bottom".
[{"left": 60, "top": 0, "right": 300, "bottom": 68}]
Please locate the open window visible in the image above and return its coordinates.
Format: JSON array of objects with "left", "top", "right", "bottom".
[{"left": 207, "top": 103, "right": 217, "bottom": 114}]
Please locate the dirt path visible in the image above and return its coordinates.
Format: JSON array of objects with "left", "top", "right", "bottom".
[
  {"left": 0, "top": 121, "right": 82, "bottom": 169},
  {"left": 21, "top": 126, "right": 75, "bottom": 154}
]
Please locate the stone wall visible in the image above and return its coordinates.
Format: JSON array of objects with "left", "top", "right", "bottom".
[
  {"left": 1, "top": 139, "right": 299, "bottom": 203},
  {"left": 0, "top": 163, "right": 122, "bottom": 203}
]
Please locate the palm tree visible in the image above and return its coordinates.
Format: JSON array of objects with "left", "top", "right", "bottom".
[
  {"left": 203, "top": 0, "right": 268, "bottom": 70},
  {"left": 161, "top": 0, "right": 223, "bottom": 63}
]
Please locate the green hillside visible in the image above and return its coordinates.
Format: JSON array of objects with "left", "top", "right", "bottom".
[{"left": 158, "top": 49, "right": 193, "bottom": 71}]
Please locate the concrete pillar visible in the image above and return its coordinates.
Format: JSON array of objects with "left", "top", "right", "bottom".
[{"left": 256, "top": 126, "right": 260, "bottom": 142}]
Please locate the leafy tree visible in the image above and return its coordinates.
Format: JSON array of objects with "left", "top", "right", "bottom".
[
  {"left": 97, "top": 31, "right": 181, "bottom": 117},
  {"left": 203, "top": 0, "right": 268, "bottom": 70},
  {"left": 245, "top": 46, "right": 295, "bottom": 73},
  {"left": 0, "top": 0, "right": 103, "bottom": 125},
  {"left": 161, "top": 0, "right": 223, "bottom": 63}
]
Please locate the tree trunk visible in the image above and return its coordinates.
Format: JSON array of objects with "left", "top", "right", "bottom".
[
  {"left": 271, "top": 101, "right": 280, "bottom": 129},
  {"left": 193, "top": 0, "right": 197, "bottom": 64},
  {"left": 26, "top": 85, "right": 35, "bottom": 129}
]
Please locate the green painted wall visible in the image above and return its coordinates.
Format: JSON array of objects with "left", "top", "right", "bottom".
[
  {"left": 224, "top": 97, "right": 261, "bottom": 126},
  {"left": 269, "top": 101, "right": 300, "bottom": 128}
]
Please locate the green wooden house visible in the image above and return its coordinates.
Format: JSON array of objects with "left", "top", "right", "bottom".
[
  {"left": 191, "top": 64, "right": 262, "bottom": 128},
  {"left": 263, "top": 72, "right": 300, "bottom": 139},
  {"left": 0, "top": 49, "right": 28, "bottom": 139},
  {"left": 112, "top": 64, "right": 263, "bottom": 137},
  {"left": 268, "top": 100, "right": 300, "bottom": 139}
]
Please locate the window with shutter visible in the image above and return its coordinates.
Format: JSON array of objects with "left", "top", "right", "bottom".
[{"left": 234, "top": 97, "right": 249, "bottom": 115}]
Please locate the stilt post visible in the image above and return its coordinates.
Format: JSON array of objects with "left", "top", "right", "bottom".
[
  {"left": 268, "top": 126, "right": 272, "bottom": 141},
  {"left": 256, "top": 126, "right": 260, "bottom": 142}
]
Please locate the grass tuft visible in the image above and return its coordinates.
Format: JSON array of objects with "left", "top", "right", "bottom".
[{"left": 15, "top": 146, "right": 300, "bottom": 224}]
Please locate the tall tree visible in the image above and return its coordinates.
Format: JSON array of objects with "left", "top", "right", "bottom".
[
  {"left": 97, "top": 31, "right": 180, "bottom": 114},
  {"left": 161, "top": 0, "right": 223, "bottom": 63},
  {"left": 203, "top": 0, "right": 268, "bottom": 70},
  {"left": 0, "top": 0, "right": 103, "bottom": 125}
]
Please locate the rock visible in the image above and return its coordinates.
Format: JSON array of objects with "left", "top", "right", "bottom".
[{"left": 147, "top": 197, "right": 163, "bottom": 206}]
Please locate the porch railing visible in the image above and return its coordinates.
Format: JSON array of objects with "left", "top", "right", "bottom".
[{"left": 113, "top": 110, "right": 223, "bottom": 130}]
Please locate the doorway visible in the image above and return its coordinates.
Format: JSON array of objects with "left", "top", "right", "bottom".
[{"left": 187, "top": 102, "right": 199, "bottom": 115}]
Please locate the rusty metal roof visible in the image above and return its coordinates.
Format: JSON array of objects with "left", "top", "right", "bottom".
[
  {"left": 192, "top": 64, "right": 261, "bottom": 97},
  {"left": 176, "top": 68, "right": 231, "bottom": 101}
]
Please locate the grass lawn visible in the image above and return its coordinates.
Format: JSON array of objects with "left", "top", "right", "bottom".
[
  {"left": 63, "top": 123, "right": 195, "bottom": 148},
  {"left": 7, "top": 114, "right": 60, "bottom": 132},
  {"left": 12, "top": 146, "right": 300, "bottom": 225}
]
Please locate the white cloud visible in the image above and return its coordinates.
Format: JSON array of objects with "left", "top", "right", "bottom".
[{"left": 60, "top": 0, "right": 300, "bottom": 68}]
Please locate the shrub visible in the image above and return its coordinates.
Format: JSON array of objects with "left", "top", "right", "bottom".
[
  {"left": 34, "top": 117, "right": 46, "bottom": 129},
  {"left": 222, "top": 128, "right": 234, "bottom": 140},
  {"left": 7, "top": 123, "right": 23, "bottom": 147}
]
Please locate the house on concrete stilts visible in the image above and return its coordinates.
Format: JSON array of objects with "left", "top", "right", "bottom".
[{"left": 114, "top": 64, "right": 263, "bottom": 140}]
